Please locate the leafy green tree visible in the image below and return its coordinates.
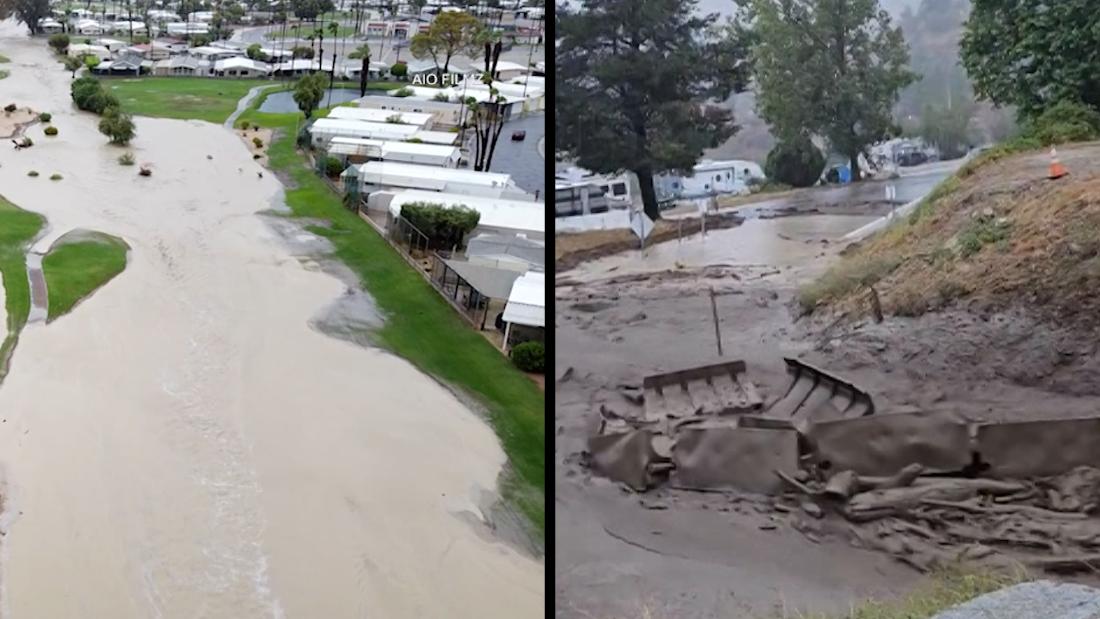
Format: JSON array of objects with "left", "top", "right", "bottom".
[
  {"left": 1, "top": 0, "right": 50, "bottom": 34},
  {"left": 557, "top": 0, "right": 750, "bottom": 219},
  {"left": 63, "top": 55, "right": 83, "bottom": 77},
  {"left": 961, "top": 0, "right": 1100, "bottom": 120},
  {"left": 291, "top": 45, "right": 314, "bottom": 59},
  {"left": 917, "top": 98, "right": 976, "bottom": 160},
  {"left": 48, "top": 33, "right": 70, "bottom": 54},
  {"left": 399, "top": 202, "right": 480, "bottom": 250},
  {"left": 293, "top": 71, "right": 327, "bottom": 118},
  {"left": 409, "top": 10, "right": 482, "bottom": 75},
  {"left": 246, "top": 43, "right": 268, "bottom": 60},
  {"left": 99, "top": 106, "right": 136, "bottom": 144},
  {"left": 290, "top": 0, "right": 332, "bottom": 20},
  {"left": 744, "top": 0, "right": 916, "bottom": 182},
  {"left": 83, "top": 54, "right": 100, "bottom": 69},
  {"left": 765, "top": 135, "right": 825, "bottom": 187},
  {"left": 348, "top": 44, "right": 371, "bottom": 96},
  {"left": 389, "top": 61, "right": 407, "bottom": 79}
]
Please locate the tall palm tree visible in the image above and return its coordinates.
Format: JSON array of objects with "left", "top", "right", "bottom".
[{"left": 348, "top": 43, "right": 369, "bottom": 96}]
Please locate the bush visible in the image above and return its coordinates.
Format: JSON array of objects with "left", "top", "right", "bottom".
[
  {"left": 38, "top": 112, "right": 51, "bottom": 122},
  {"left": 118, "top": 152, "right": 135, "bottom": 165},
  {"left": 323, "top": 156, "right": 344, "bottom": 177},
  {"left": 399, "top": 201, "right": 480, "bottom": 250},
  {"left": 510, "top": 341, "right": 544, "bottom": 373},
  {"left": 393, "top": 87, "right": 414, "bottom": 98},
  {"left": 291, "top": 45, "right": 314, "bottom": 59},
  {"left": 27, "top": 170, "right": 38, "bottom": 177},
  {"left": 71, "top": 76, "right": 119, "bottom": 114},
  {"left": 390, "top": 62, "right": 408, "bottom": 78},
  {"left": 3, "top": 103, "right": 15, "bottom": 112},
  {"left": 765, "top": 135, "right": 826, "bottom": 188},
  {"left": 252, "top": 136, "right": 263, "bottom": 148},
  {"left": 98, "top": 106, "right": 136, "bottom": 145},
  {"left": 48, "top": 33, "right": 70, "bottom": 54},
  {"left": 43, "top": 125, "right": 58, "bottom": 136},
  {"left": 239, "top": 120, "right": 250, "bottom": 130},
  {"left": 1025, "top": 100, "right": 1100, "bottom": 146},
  {"left": 432, "top": 91, "right": 450, "bottom": 102},
  {"left": 49, "top": 173, "right": 62, "bottom": 180}
]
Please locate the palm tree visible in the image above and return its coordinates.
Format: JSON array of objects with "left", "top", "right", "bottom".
[{"left": 348, "top": 44, "right": 370, "bottom": 96}]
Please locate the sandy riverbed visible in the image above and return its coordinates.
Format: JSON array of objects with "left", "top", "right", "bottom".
[{"left": 0, "top": 21, "right": 542, "bottom": 619}]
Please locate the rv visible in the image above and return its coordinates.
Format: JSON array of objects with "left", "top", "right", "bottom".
[{"left": 554, "top": 180, "right": 610, "bottom": 218}]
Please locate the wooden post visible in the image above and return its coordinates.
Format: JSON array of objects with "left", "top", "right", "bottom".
[{"left": 710, "top": 287, "right": 723, "bottom": 356}]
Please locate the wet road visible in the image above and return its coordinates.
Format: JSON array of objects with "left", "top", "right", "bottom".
[{"left": 487, "top": 113, "right": 545, "bottom": 197}]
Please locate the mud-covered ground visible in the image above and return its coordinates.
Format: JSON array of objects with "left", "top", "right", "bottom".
[{"left": 555, "top": 213, "right": 1100, "bottom": 618}]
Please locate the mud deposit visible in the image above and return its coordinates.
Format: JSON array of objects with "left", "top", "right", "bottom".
[{"left": 555, "top": 212, "right": 1100, "bottom": 618}]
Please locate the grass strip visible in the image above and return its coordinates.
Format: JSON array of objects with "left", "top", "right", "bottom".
[
  {"left": 0, "top": 197, "right": 46, "bottom": 381},
  {"left": 42, "top": 234, "right": 129, "bottom": 321}
]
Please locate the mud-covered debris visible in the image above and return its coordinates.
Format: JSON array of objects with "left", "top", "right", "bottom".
[{"left": 801, "top": 501, "right": 823, "bottom": 519}]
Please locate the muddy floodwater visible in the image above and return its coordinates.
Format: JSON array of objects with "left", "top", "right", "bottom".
[{"left": 0, "top": 22, "right": 541, "bottom": 618}]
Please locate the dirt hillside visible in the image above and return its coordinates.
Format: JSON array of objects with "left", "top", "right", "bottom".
[{"left": 805, "top": 141, "right": 1100, "bottom": 330}]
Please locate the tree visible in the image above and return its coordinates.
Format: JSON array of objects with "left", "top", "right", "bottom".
[
  {"left": 744, "top": 0, "right": 916, "bottom": 182},
  {"left": 558, "top": 0, "right": 751, "bottom": 219},
  {"left": 409, "top": 10, "right": 482, "bottom": 75},
  {"left": 917, "top": 98, "right": 976, "bottom": 160},
  {"left": 961, "top": 0, "right": 1100, "bottom": 121},
  {"left": 348, "top": 44, "right": 371, "bottom": 96},
  {"left": 247, "top": 42, "right": 269, "bottom": 60},
  {"left": 48, "top": 33, "right": 70, "bottom": 54},
  {"left": 290, "top": 0, "right": 332, "bottom": 20},
  {"left": 466, "top": 41, "right": 508, "bottom": 173},
  {"left": 390, "top": 61, "right": 407, "bottom": 79},
  {"left": 63, "top": 55, "right": 83, "bottom": 77},
  {"left": 291, "top": 45, "right": 314, "bottom": 58},
  {"left": 3, "top": 0, "right": 50, "bottom": 34},
  {"left": 99, "top": 106, "right": 136, "bottom": 144},
  {"left": 765, "top": 135, "right": 826, "bottom": 187},
  {"left": 293, "top": 71, "right": 327, "bottom": 118}
]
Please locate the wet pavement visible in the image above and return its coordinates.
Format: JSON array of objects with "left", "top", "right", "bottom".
[
  {"left": 258, "top": 87, "right": 360, "bottom": 113},
  {"left": 487, "top": 113, "right": 545, "bottom": 197}
]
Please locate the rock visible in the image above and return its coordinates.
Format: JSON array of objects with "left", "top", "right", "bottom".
[
  {"left": 759, "top": 522, "right": 777, "bottom": 530},
  {"left": 773, "top": 502, "right": 793, "bottom": 513},
  {"left": 800, "top": 501, "right": 823, "bottom": 519},
  {"left": 627, "top": 311, "right": 647, "bottom": 323},
  {"left": 794, "top": 470, "right": 811, "bottom": 483},
  {"left": 931, "top": 581, "right": 1100, "bottom": 619},
  {"left": 640, "top": 499, "right": 669, "bottom": 510}
]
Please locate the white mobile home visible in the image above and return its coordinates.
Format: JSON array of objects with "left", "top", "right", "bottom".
[
  {"left": 326, "top": 107, "right": 433, "bottom": 129},
  {"left": 501, "top": 270, "right": 545, "bottom": 351},
  {"left": 213, "top": 57, "right": 271, "bottom": 78},
  {"left": 677, "top": 159, "right": 765, "bottom": 198},
  {"left": 328, "top": 137, "right": 460, "bottom": 167},
  {"left": 409, "top": 130, "right": 460, "bottom": 146},
  {"left": 380, "top": 190, "right": 546, "bottom": 241},
  {"left": 67, "top": 43, "right": 112, "bottom": 61},
  {"left": 309, "top": 118, "right": 421, "bottom": 148},
  {"left": 350, "top": 163, "right": 532, "bottom": 201},
  {"left": 353, "top": 95, "right": 466, "bottom": 129}
]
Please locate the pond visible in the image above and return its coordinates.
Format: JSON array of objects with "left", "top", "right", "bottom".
[{"left": 259, "top": 88, "right": 361, "bottom": 113}]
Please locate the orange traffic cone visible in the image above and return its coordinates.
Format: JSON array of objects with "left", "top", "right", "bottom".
[{"left": 1049, "top": 147, "right": 1068, "bottom": 180}]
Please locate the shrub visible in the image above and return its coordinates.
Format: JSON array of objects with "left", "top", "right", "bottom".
[
  {"left": 38, "top": 112, "right": 51, "bottom": 122},
  {"left": 239, "top": 120, "right": 250, "bottom": 130},
  {"left": 510, "top": 341, "right": 544, "bottom": 373},
  {"left": 71, "top": 77, "right": 119, "bottom": 114},
  {"left": 3, "top": 103, "right": 15, "bottom": 112},
  {"left": 323, "top": 156, "right": 344, "bottom": 176},
  {"left": 44, "top": 125, "right": 58, "bottom": 136},
  {"left": 252, "top": 136, "right": 263, "bottom": 148},
  {"left": 291, "top": 45, "right": 314, "bottom": 59},
  {"left": 432, "top": 91, "right": 450, "bottom": 102},
  {"left": 765, "top": 135, "right": 826, "bottom": 188},
  {"left": 48, "top": 33, "right": 70, "bottom": 54},
  {"left": 390, "top": 61, "right": 407, "bottom": 78},
  {"left": 399, "top": 201, "right": 480, "bottom": 249},
  {"left": 98, "top": 106, "right": 136, "bottom": 145},
  {"left": 20, "top": 137, "right": 32, "bottom": 146},
  {"left": 27, "top": 170, "right": 38, "bottom": 177},
  {"left": 49, "top": 173, "right": 62, "bottom": 180},
  {"left": 1025, "top": 100, "right": 1100, "bottom": 146},
  {"left": 118, "top": 152, "right": 135, "bottom": 165},
  {"left": 393, "top": 87, "right": 414, "bottom": 98}
]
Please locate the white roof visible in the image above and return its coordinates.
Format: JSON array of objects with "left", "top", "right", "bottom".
[
  {"left": 468, "top": 60, "right": 530, "bottom": 74},
  {"left": 275, "top": 58, "right": 325, "bottom": 71},
  {"left": 503, "top": 271, "right": 545, "bottom": 327},
  {"left": 386, "top": 190, "right": 544, "bottom": 236},
  {"left": 361, "top": 163, "right": 514, "bottom": 190},
  {"left": 311, "top": 118, "right": 421, "bottom": 140},
  {"left": 327, "top": 106, "right": 432, "bottom": 127},
  {"left": 411, "top": 130, "right": 459, "bottom": 145},
  {"left": 214, "top": 57, "right": 269, "bottom": 72},
  {"left": 330, "top": 137, "right": 459, "bottom": 161},
  {"left": 190, "top": 45, "right": 242, "bottom": 57}
]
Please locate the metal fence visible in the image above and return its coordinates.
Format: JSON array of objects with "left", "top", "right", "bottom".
[
  {"left": 429, "top": 254, "right": 493, "bottom": 329},
  {"left": 385, "top": 213, "right": 435, "bottom": 261}
]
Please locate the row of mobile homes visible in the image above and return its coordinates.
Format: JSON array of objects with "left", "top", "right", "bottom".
[
  {"left": 310, "top": 118, "right": 422, "bottom": 148},
  {"left": 326, "top": 107, "right": 434, "bottom": 129},
  {"left": 349, "top": 163, "right": 533, "bottom": 202},
  {"left": 351, "top": 95, "right": 467, "bottom": 129}
]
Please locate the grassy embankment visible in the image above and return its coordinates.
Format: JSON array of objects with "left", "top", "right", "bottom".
[
  {"left": 106, "top": 77, "right": 279, "bottom": 124},
  {"left": 110, "top": 80, "right": 546, "bottom": 538},
  {"left": 771, "top": 567, "right": 1023, "bottom": 619},
  {"left": 0, "top": 198, "right": 46, "bottom": 381},
  {"left": 797, "top": 136, "right": 1048, "bottom": 315},
  {"left": 42, "top": 233, "right": 129, "bottom": 321}
]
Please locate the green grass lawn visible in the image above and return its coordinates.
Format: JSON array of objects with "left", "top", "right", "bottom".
[
  {"left": 0, "top": 197, "right": 46, "bottom": 380},
  {"left": 265, "top": 24, "right": 358, "bottom": 40},
  {"left": 42, "top": 234, "right": 129, "bottom": 322},
  {"left": 237, "top": 95, "right": 546, "bottom": 538},
  {"left": 107, "top": 77, "right": 278, "bottom": 124}
]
